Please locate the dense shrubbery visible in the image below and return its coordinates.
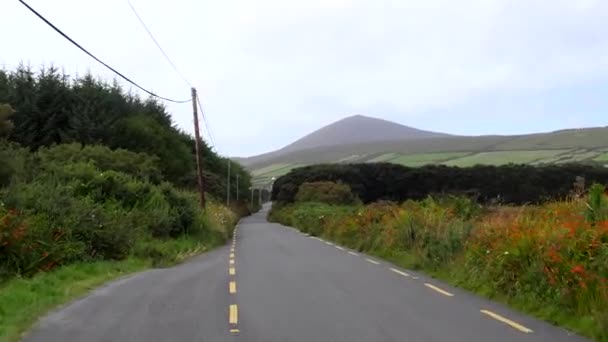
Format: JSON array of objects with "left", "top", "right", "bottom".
[
  {"left": 295, "top": 181, "right": 359, "bottom": 205},
  {"left": 0, "top": 65, "right": 251, "bottom": 201},
  {"left": 270, "top": 189, "right": 608, "bottom": 340},
  {"left": 272, "top": 163, "right": 608, "bottom": 205},
  {"left": 0, "top": 144, "right": 236, "bottom": 282}
]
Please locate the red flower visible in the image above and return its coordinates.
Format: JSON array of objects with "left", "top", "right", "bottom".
[{"left": 571, "top": 264, "right": 585, "bottom": 275}]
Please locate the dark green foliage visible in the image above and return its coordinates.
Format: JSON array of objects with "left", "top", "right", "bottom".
[
  {"left": 273, "top": 163, "right": 608, "bottom": 205},
  {"left": 295, "top": 181, "right": 359, "bottom": 205},
  {"left": 0, "top": 103, "right": 13, "bottom": 137},
  {"left": 0, "top": 64, "right": 251, "bottom": 199}
]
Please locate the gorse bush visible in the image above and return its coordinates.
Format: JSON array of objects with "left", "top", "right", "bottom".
[{"left": 295, "top": 181, "right": 359, "bottom": 205}]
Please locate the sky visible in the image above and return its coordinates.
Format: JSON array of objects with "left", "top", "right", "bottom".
[{"left": 2, "top": 0, "right": 608, "bottom": 157}]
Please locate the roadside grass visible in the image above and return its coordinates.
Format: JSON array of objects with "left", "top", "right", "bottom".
[
  {"left": 0, "top": 236, "right": 221, "bottom": 342},
  {"left": 0, "top": 259, "right": 146, "bottom": 342}
]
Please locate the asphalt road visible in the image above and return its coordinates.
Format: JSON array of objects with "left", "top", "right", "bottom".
[{"left": 25, "top": 204, "right": 588, "bottom": 342}]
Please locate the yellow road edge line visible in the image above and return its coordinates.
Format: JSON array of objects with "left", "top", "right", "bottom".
[
  {"left": 230, "top": 253, "right": 235, "bottom": 258},
  {"left": 366, "top": 258, "right": 380, "bottom": 265},
  {"left": 390, "top": 267, "right": 410, "bottom": 277},
  {"left": 335, "top": 246, "right": 345, "bottom": 251},
  {"left": 229, "top": 259, "right": 235, "bottom": 265},
  {"left": 229, "top": 305, "right": 238, "bottom": 324},
  {"left": 348, "top": 251, "right": 359, "bottom": 256},
  {"left": 424, "top": 283, "right": 454, "bottom": 297},
  {"left": 229, "top": 281, "right": 237, "bottom": 294},
  {"left": 480, "top": 310, "right": 533, "bottom": 333}
]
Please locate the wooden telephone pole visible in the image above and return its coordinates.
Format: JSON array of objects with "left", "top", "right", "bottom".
[{"left": 191, "top": 88, "right": 206, "bottom": 208}]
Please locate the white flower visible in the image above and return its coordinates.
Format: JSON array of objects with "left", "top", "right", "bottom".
[
  {"left": 504, "top": 251, "right": 509, "bottom": 255},
  {"left": 486, "top": 250, "right": 491, "bottom": 254}
]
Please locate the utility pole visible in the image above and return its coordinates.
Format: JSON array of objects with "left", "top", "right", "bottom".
[
  {"left": 191, "top": 88, "right": 205, "bottom": 208},
  {"left": 226, "top": 160, "right": 231, "bottom": 206},
  {"left": 250, "top": 187, "right": 254, "bottom": 205},
  {"left": 236, "top": 174, "right": 239, "bottom": 201}
]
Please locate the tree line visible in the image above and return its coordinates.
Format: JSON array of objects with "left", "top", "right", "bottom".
[
  {"left": 0, "top": 64, "right": 248, "bottom": 201},
  {"left": 272, "top": 163, "right": 608, "bottom": 205}
]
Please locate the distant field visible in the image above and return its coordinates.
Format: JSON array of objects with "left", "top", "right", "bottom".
[
  {"left": 250, "top": 148, "right": 608, "bottom": 182},
  {"left": 594, "top": 153, "right": 608, "bottom": 162},
  {"left": 390, "top": 152, "right": 470, "bottom": 167},
  {"left": 251, "top": 163, "right": 292, "bottom": 177},
  {"left": 252, "top": 163, "right": 302, "bottom": 184},
  {"left": 444, "top": 150, "right": 569, "bottom": 167},
  {"left": 555, "top": 150, "right": 601, "bottom": 163},
  {"left": 367, "top": 153, "right": 398, "bottom": 162}
]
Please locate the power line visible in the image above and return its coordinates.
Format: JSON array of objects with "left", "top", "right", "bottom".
[
  {"left": 17, "top": 0, "right": 190, "bottom": 104},
  {"left": 196, "top": 95, "right": 217, "bottom": 148},
  {"left": 126, "top": 0, "right": 191, "bottom": 87}
]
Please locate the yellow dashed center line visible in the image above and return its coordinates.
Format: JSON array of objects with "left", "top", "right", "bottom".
[
  {"left": 229, "top": 281, "right": 237, "bottom": 294},
  {"left": 230, "top": 329, "right": 240, "bottom": 334},
  {"left": 390, "top": 268, "right": 410, "bottom": 277},
  {"left": 480, "top": 310, "right": 533, "bottom": 333},
  {"left": 348, "top": 251, "right": 359, "bottom": 256},
  {"left": 424, "top": 283, "right": 454, "bottom": 297},
  {"left": 229, "top": 305, "right": 238, "bottom": 324},
  {"left": 229, "top": 267, "right": 235, "bottom": 276},
  {"left": 230, "top": 247, "right": 235, "bottom": 252},
  {"left": 230, "top": 253, "right": 235, "bottom": 258},
  {"left": 335, "top": 246, "right": 345, "bottom": 251},
  {"left": 229, "top": 259, "right": 235, "bottom": 265},
  {"left": 366, "top": 258, "right": 380, "bottom": 265}
]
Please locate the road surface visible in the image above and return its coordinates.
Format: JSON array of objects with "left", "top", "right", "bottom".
[{"left": 25, "top": 204, "right": 587, "bottom": 342}]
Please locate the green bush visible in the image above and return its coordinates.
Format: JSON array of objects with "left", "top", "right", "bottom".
[
  {"left": 37, "top": 144, "right": 163, "bottom": 183},
  {"left": 295, "top": 181, "right": 359, "bottom": 205}
]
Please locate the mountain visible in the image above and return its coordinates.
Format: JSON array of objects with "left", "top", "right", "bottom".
[
  {"left": 238, "top": 115, "right": 451, "bottom": 168},
  {"left": 280, "top": 115, "right": 451, "bottom": 153},
  {"left": 239, "top": 115, "right": 608, "bottom": 184}
]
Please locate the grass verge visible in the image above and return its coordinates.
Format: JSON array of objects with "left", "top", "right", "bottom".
[{"left": 0, "top": 237, "right": 219, "bottom": 342}]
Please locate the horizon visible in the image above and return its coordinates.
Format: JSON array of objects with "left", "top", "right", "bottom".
[{"left": 3, "top": 1, "right": 608, "bottom": 157}]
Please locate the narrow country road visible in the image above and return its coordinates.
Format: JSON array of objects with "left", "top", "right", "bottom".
[{"left": 25, "top": 204, "right": 587, "bottom": 342}]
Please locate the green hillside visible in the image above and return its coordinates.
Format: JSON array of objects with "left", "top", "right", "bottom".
[{"left": 242, "top": 116, "right": 608, "bottom": 182}]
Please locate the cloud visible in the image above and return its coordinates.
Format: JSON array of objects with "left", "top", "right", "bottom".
[{"left": 2, "top": 0, "right": 608, "bottom": 156}]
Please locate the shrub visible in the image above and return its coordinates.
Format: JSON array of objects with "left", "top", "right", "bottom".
[
  {"left": 37, "top": 144, "right": 163, "bottom": 183},
  {"left": 295, "top": 181, "right": 359, "bottom": 205}
]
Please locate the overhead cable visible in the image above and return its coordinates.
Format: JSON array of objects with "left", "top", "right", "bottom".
[{"left": 17, "top": 0, "right": 191, "bottom": 103}]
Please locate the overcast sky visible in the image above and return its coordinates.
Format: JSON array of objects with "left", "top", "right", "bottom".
[{"left": 2, "top": 0, "right": 608, "bottom": 157}]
